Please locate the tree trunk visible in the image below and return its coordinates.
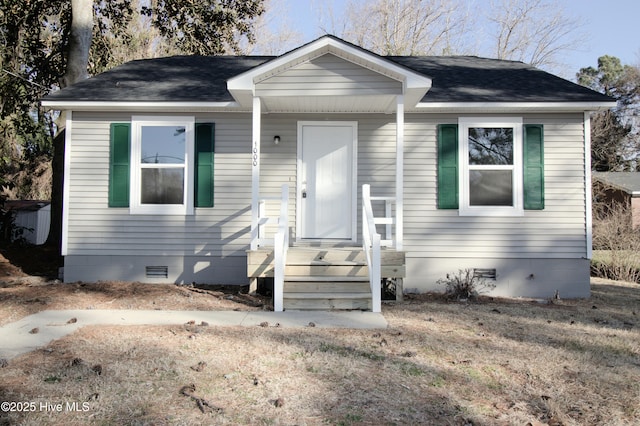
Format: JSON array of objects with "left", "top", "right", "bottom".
[
  {"left": 46, "top": 0, "right": 93, "bottom": 250},
  {"left": 61, "top": 0, "right": 94, "bottom": 88},
  {"left": 45, "top": 130, "right": 65, "bottom": 249}
]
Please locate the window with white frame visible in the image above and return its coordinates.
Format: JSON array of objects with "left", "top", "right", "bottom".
[
  {"left": 131, "top": 116, "right": 195, "bottom": 215},
  {"left": 459, "top": 117, "right": 523, "bottom": 216}
]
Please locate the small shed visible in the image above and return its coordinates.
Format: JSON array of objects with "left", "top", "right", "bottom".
[
  {"left": 5, "top": 200, "right": 51, "bottom": 245},
  {"left": 592, "top": 172, "right": 640, "bottom": 229}
]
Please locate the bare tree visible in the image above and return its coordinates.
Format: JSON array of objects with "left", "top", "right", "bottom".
[
  {"left": 331, "top": 0, "right": 473, "bottom": 56},
  {"left": 237, "top": 0, "right": 304, "bottom": 55},
  {"left": 321, "top": 0, "right": 582, "bottom": 73},
  {"left": 488, "top": 0, "right": 582, "bottom": 71}
]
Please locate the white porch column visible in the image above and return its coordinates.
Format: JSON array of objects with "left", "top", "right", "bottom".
[
  {"left": 250, "top": 96, "right": 261, "bottom": 250},
  {"left": 396, "top": 95, "right": 404, "bottom": 251},
  {"left": 584, "top": 111, "right": 592, "bottom": 260}
]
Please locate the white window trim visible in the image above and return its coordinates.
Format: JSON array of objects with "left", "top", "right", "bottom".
[
  {"left": 459, "top": 117, "right": 524, "bottom": 217},
  {"left": 130, "top": 115, "right": 195, "bottom": 215}
]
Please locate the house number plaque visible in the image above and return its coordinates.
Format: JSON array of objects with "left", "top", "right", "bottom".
[{"left": 252, "top": 142, "right": 258, "bottom": 167}]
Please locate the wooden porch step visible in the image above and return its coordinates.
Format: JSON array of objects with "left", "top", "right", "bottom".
[
  {"left": 284, "top": 276, "right": 368, "bottom": 282},
  {"left": 247, "top": 247, "right": 406, "bottom": 279},
  {"left": 284, "top": 279, "right": 370, "bottom": 293},
  {"left": 283, "top": 295, "right": 372, "bottom": 310},
  {"left": 284, "top": 292, "right": 370, "bottom": 299},
  {"left": 286, "top": 248, "right": 367, "bottom": 265},
  {"left": 247, "top": 246, "right": 405, "bottom": 311},
  {"left": 283, "top": 277, "right": 371, "bottom": 310},
  {"left": 284, "top": 264, "right": 368, "bottom": 276}
]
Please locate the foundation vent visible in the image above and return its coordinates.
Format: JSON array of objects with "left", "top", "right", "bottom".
[
  {"left": 146, "top": 266, "right": 168, "bottom": 278},
  {"left": 473, "top": 268, "right": 497, "bottom": 280}
]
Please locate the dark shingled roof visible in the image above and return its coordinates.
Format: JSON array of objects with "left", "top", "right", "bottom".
[
  {"left": 388, "top": 56, "right": 612, "bottom": 103},
  {"left": 43, "top": 53, "right": 612, "bottom": 104},
  {"left": 45, "top": 56, "right": 273, "bottom": 103}
]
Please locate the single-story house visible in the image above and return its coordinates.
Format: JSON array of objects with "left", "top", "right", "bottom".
[
  {"left": 593, "top": 172, "right": 640, "bottom": 228},
  {"left": 42, "top": 35, "right": 614, "bottom": 311},
  {"left": 4, "top": 200, "right": 51, "bottom": 245}
]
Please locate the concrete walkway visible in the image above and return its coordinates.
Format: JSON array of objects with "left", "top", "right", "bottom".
[{"left": 0, "top": 309, "right": 388, "bottom": 360}]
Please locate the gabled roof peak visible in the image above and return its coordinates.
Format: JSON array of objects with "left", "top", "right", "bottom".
[{"left": 227, "top": 34, "right": 432, "bottom": 109}]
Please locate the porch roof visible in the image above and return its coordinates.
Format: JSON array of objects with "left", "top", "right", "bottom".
[{"left": 42, "top": 36, "right": 614, "bottom": 112}]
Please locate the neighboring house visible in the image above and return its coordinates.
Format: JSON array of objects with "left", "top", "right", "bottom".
[
  {"left": 5, "top": 200, "right": 51, "bottom": 245},
  {"left": 593, "top": 172, "right": 640, "bottom": 228},
  {"left": 42, "top": 35, "right": 614, "bottom": 310}
]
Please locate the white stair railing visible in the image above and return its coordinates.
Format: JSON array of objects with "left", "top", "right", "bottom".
[
  {"left": 369, "top": 195, "right": 396, "bottom": 247},
  {"left": 362, "top": 184, "right": 382, "bottom": 313},
  {"left": 255, "top": 196, "right": 280, "bottom": 247},
  {"left": 273, "top": 184, "right": 289, "bottom": 312}
]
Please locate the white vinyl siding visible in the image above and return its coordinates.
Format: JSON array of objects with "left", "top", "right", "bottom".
[
  {"left": 255, "top": 53, "right": 402, "bottom": 97},
  {"left": 404, "top": 113, "right": 587, "bottom": 259},
  {"left": 256, "top": 114, "right": 397, "bottom": 240},
  {"left": 66, "top": 111, "right": 588, "bottom": 279},
  {"left": 67, "top": 112, "right": 252, "bottom": 257},
  {"left": 67, "top": 113, "right": 398, "bottom": 257}
]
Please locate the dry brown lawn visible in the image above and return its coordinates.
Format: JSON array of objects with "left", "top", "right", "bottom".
[{"left": 0, "top": 247, "right": 639, "bottom": 425}]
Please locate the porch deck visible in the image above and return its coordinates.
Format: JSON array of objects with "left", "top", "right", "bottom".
[{"left": 247, "top": 246, "right": 405, "bottom": 310}]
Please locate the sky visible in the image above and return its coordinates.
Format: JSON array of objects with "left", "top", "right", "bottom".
[{"left": 276, "top": 0, "right": 639, "bottom": 80}]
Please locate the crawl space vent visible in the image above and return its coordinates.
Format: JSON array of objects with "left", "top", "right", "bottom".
[
  {"left": 473, "top": 268, "right": 497, "bottom": 280},
  {"left": 146, "top": 266, "right": 168, "bottom": 278}
]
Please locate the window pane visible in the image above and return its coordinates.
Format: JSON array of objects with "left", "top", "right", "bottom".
[
  {"left": 469, "top": 170, "right": 513, "bottom": 206},
  {"left": 141, "top": 168, "right": 184, "bottom": 204},
  {"left": 469, "top": 128, "right": 513, "bottom": 165},
  {"left": 141, "top": 126, "right": 185, "bottom": 164}
]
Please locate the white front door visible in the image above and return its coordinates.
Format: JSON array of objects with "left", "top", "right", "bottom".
[{"left": 298, "top": 122, "right": 357, "bottom": 240}]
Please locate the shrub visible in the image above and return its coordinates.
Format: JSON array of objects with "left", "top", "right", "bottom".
[
  {"left": 437, "top": 269, "right": 496, "bottom": 300},
  {"left": 592, "top": 195, "right": 640, "bottom": 283}
]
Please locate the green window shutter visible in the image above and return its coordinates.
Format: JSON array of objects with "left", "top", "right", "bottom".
[
  {"left": 437, "top": 124, "right": 459, "bottom": 209},
  {"left": 109, "top": 123, "right": 131, "bottom": 207},
  {"left": 523, "top": 124, "right": 544, "bottom": 210},
  {"left": 195, "top": 123, "right": 215, "bottom": 207}
]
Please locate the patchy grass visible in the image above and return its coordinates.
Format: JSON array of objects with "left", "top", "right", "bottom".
[{"left": 1, "top": 278, "right": 638, "bottom": 425}]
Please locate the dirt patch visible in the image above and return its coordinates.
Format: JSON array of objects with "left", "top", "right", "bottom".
[
  {"left": 0, "top": 245, "right": 268, "bottom": 326},
  {"left": 0, "top": 280, "right": 268, "bottom": 326}
]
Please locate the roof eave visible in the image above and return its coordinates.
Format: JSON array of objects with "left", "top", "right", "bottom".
[
  {"left": 414, "top": 101, "right": 617, "bottom": 113},
  {"left": 40, "top": 100, "right": 243, "bottom": 112}
]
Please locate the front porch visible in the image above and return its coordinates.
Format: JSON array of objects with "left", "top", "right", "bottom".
[{"left": 229, "top": 37, "right": 429, "bottom": 312}]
